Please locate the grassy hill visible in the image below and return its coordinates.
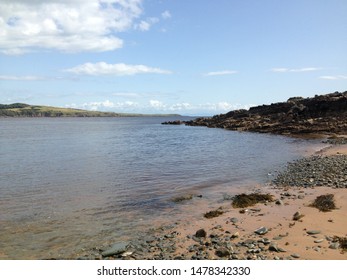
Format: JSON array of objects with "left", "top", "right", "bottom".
[{"left": 0, "top": 103, "right": 179, "bottom": 117}]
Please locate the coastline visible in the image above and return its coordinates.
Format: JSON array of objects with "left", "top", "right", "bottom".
[{"left": 90, "top": 141, "right": 347, "bottom": 260}]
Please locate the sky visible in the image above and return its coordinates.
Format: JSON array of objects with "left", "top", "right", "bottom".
[{"left": 0, "top": 0, "right": 346, "bottom": 116}]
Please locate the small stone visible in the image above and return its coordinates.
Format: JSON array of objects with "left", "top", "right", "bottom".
[
  {"left": 231, "top": 232, "right": 240, "bottom": 238},
  {"left": 275, "top": 199, "right": 284, "bottom": 205},
  {"left": 307, "top": 230, "right": 321, "bottom": 235},
  {"left": 230, "top": 217, "right": 239, "bottom": 224},
  {"left": 254, "top": 226, "right": 268, "bottom": 235},
  {"left": 329, "top": 243, "right": 339, "bottom": 250},
  {"left": 102, "top": 242, "right": 128, "bottom": 257},
  {"left": 291, "top": 253, "right": 300, "bottom": 259},
  {"left": 195, "top": 229, "right": 207, "bottom": 238},
  {"left": 215, "top": 247, "right": 230, "bottom": 258},
  {"left": 293, "top": 212, "right": 304, "bottom": 221},
  {"left": 314, "top": 239, "right": 324, "bottom": 244},
  {"left": 269, "top": 243, "right": 279, "bottom": 252}
]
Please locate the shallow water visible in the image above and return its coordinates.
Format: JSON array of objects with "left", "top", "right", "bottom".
[{"left": 0, "top": 117, "right": 323, "bottom": 259}]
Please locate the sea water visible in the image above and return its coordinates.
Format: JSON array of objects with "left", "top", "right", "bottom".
[{"left": 0, "top": 117, "right": 323, "bottom": 259}]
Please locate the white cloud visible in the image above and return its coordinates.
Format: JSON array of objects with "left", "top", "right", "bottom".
[
  {"left": 0, "top": 0, "right": 143, "bottom": 54},
  {"left": 161, "top": 10, "right": 171, "bottom": 19},
  {"left": 64, "top": 62, "right": 172, "bottom": 76},
  {"left": 135, "top": 17, "right": 159, "bottom": 31},
  {"left": 271, "top": 67, "right": 321, "bottom": 73},
  {"left": 69, "top": 100, "right": 140, "bottom": 111},
  {"left": 67, "top": 99, "right": 252, "bottom": 115},
  {"left": 0, "top": 75, "right": 44, "bottom": 81},
  {"left": 319, "top": 75, "right": 347, "bottom": 80},
  {"left": 204, "top": 70, "right": 238, "bottom": 76}
]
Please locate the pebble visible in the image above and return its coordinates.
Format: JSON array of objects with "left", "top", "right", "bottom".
[
  {"left": 291, "top": 253, "right": 300, "bottom": 259},
  {"left": 306, "top": 230, "right": 321, "bottom": 235},
  {"left": 102, "top": 242, "right": 128, "bottom": 257},
  {"left": 329, "top": 243, "right": 340, "bottom": 250},
  {"left": 254, "top": 226, "right": 268, "bottom": 235}
]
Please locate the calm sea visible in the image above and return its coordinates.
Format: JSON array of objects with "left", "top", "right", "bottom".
[{"left": 0, "top": 117, "right": 323, "bottom": 259}]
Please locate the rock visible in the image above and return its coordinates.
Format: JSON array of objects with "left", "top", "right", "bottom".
[
  {"left": 230, "top": 217, "right": 239, "bottom": 224},
  {"left": 215, "top": 247, "right": 230, "bottom": 258},
  {"left": 185, "top": 91, "right": 347, "bottom": 135},
  {"left": 195, "top": 229, "right": 207, "bottom": 238},
  {"left": 102, "top": 242, "right": 128, "bottom": 257},
  {"left": 269, "top": 243, "right": 280, "bottom": 252},
  {"left": 254, "top": 226, "right": 268, "bottom": 235},
  {"left": 293, "top": 212, "right": 304, "bottom": 221},
  {"left": 231, "top": 232, "right": 240, "bottom": 238},
  {"left": 306, "top": 230, "right": 321, "bottom": 235},
  {"left": 329, "top": 243, "right": 340, "bottom": 250},
  {"left": 314, "top": 239, "right": 324, "bottom": 243},
  {"left": 275, "top": 199, "right": 284, "bottom": 205},
  {"left": 291, "top": 253, "right": 300, "bottom": 259}
]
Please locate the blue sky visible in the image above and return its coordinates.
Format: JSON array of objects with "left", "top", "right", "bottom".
[{"left": 0, "top": 0, "right": 346, "bottom": 115}]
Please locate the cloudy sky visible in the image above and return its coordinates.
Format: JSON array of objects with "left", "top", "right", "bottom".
[{"left": 0, "top": 0, "right": 346, "bottom": 115}]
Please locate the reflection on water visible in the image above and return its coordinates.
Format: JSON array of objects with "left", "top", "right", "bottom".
[{"left": 0, "top": 117, "right": 323, "bottom": 259}]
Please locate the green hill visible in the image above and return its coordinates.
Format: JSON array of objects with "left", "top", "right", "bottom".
[{"left": 0, "top": 103, "right": 179, "bottom": 117}]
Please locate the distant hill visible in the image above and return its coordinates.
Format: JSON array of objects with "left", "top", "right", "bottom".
[
  {"left": 0, "top": 103, "right": 179, "bottom": 117},
  {"left": 184, "top": 91, "right": 347, "bottom": 136}
]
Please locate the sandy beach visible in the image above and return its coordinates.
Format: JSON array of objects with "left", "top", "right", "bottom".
[{"left": 95, "top": 142, "right": 347, "bottom": 260}]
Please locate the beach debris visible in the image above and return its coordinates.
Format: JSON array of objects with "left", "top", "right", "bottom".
[
  {"left": 204, "top": 208, "right": 224, "bottom": 219},
  {"left": 231, "top": 193, "right": 274, "bottom": 208},
  {"left": 310, "top": 194, "right": 337, "bottom": 212},
  {"left": 195, "top": 229, "right": 207, "bottom": 238}
]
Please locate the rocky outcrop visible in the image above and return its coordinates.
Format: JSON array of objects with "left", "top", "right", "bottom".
[{"left": 185, "top": 91, "right": 347, "bottom": 135}]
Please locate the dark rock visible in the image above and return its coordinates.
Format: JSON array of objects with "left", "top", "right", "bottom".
[
  {"left": 293, "top": 211, "right": 304, "bottom": 221},
  {"left": 215, "top": 247, "right": 230, "bottom": 258},
  {"left": 306, "top": 230, "right": 321, "bottom": 235},
  {"left": 195, "top": 229, "right": 207, "bottom": 238},
  {"left": 185, "top": 91, "right": 347, "bottom": 135}
]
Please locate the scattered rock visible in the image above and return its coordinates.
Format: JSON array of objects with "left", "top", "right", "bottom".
[{"left": 306, "top": 230, "right": 321, "bottom": 235}]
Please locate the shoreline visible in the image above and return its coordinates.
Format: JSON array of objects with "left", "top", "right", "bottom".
[{"left": 87, "top": 142, "right": 347, "bottom": 260}]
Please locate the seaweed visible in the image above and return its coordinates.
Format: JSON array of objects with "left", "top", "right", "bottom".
[
  {"left": 231, "top": 193, "right": 274, "bottom": 208},
  {"left": 310, "top": 194, "right": 336, "bottom": 212},
  {"left": 204, "top": 209, "right": 224, "bottom": 219}
]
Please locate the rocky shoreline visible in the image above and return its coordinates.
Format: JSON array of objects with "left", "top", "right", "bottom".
[
  {"left": 77, "top": 144, "right": 347, "bottom": 260},
  {"left": 163, "top": 91, "right": 347, "bottom": 136}
]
